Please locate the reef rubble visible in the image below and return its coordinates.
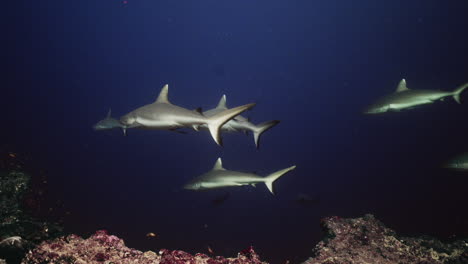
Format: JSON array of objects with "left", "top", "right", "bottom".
[
  {"left": 22, "top": 230, "right": 267, "bottom": 264},
  {"left": 303, "top": 214, "right": 468, "bottom": 264}
]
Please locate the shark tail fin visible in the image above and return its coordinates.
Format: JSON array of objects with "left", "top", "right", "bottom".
[
  {"left": 453, "top": 82, "right": 468, "bottom": 104},
  {"left": 264, "top": 165, "right": 296, "bottom": 195},
  {"left": 206, "top": 103, "right": 256, "bottom": 146},
  {"left": 253, "top": 120, "right": 280, "bottom": 149}
]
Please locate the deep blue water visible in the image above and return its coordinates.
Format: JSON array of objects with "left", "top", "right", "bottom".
[{"left": 2, "top": 1, "right": 468, "bottom": 263}]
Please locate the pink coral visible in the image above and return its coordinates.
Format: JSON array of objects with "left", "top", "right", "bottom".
[
  {"left": 22, "top": 230, "right": 268, "bottom": 264},
  {"left": 303, "top": 214, "right": 468, "bottom": 264}
]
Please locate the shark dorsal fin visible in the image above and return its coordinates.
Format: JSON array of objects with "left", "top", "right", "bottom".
[
  {"left": 106, "top": 108, "right": 112, "bottom": 118},
  {"left": 212, "top": 158, "right": 225, "bottom": 170},
  {"left": 155, "top": 84, "right": 170, "bottom": 103},
  {"left": 216, "top": 95, "right": 227, "bottom": 109},
  {"left": 396, "top": 79, "right": 409, "bottom": 92}
]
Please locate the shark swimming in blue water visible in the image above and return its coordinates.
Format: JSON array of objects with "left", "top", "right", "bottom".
[
  {"left": 93, "top": 109, "right": 125, "bottom": 131},
  {"left": 119, "top": 85, "right": 256, "bottom": 145},
  {"left": 183, "top": 158, "right": 296, "bottom": 194},
  {"left": 364, "top": 79, "right": 468, "bottom": 114}
]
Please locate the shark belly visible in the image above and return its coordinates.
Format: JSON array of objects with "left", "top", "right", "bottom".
[
  {"left": 133, "top": 104, "right": 206, "bottom": 129},
  {"left": 134, "top": 117, "right": 180, "bottom": 129},
  {"left": 231, "top": 120, "right": 256, "bottom": 133},
  {"left": 389, "top": 99, "right": 433, "bottom": 111},
  {"left": 222, "top": 120, "right": 245, "bottom": 132},
  {"left": 200, "top": 181, "right": 246, "bottom": 189}
]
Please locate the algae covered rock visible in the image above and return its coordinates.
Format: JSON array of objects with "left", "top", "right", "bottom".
[
  {"left": 23, "top": 230, "right": 268, "bottom": 264},
  {"left": 303, "top": 214, "right": 468, "bottom": 264},
  {"left": 0, "top": 151, "right": 63, "bottom": 263}
]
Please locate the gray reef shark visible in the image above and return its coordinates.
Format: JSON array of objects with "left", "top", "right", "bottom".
[
  {"left": 183, "top": 158, "right": 296, "bottom": 194},
  {"left": 443, "top": 153, "right": 468, "bottom": 170},
  {"left": 364, "top": 79, "right": 468, "bottom": 114},
  {"left": 93, "top": 109, "right": 139, "bottom": 136},
  {"left": 120, "top": 84, "right": 256, "bottom": 145},
  {"left": 93, "top": 109, "right": 125, "bottom": 131},
  {"left": 201, "top": 95, "right": 280, "bottom": 148}
]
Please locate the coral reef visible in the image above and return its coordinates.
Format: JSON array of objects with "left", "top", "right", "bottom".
[
  {"left": 22, "top": 230, "right": 268, "bottom": 264},
  {"left": 0, "top": 151, "right": 63, "bottom": 263},
  {"left": 303, "top": 214, "right": 468, "bottom": 264}
]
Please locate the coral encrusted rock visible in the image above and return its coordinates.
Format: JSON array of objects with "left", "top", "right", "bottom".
[
  {"left": 22, "top": 230, "right": 268, "bottom": 264},
  {"left": 303, "top": 214, "right": 468, "bottom": 264}
]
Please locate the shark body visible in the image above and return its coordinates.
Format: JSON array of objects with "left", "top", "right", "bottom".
[
  {"left": 443, "top": 153, "right": 468, "bottom": 170},
  {"left": 202, "top": 95, "right": 280, "bottom": 148},
  {"left": 93, "top": 109, "right": 125, "bottom": 131},
  {"left": 120, "top": 85, "right": 255, "bottom": 145},
  {"left": 364, "top": 79, "right": 468, "bottom": 114},
  {"left": 93, "top": 109, "right": 141, "bottom": 136},
  {"left": 183, "top": 158, "right": 296, "bottom": 194}
]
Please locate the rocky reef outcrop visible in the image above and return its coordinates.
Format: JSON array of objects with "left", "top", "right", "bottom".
[
  {"left": 22, "top": 230, "right": 267, "bottom": 264},
  {"left": 303, "top": 214, "right": 468, "bottom": 264},
  {"left": 0, "top": 151, "right": 63, "bottom": 263}
]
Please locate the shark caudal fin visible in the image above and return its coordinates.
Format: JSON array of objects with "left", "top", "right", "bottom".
[
  {"left": 253, "top": 120, "right": 280, "bottom": 149},
  {"left": 264, "top": 165, "right": 296, "bottom": 195},
  {"left": 207, "top": 103, "right": 256, "bottom": 146},
  {"left": 452, "top": 82, "right": 468, "bottom": 104}
]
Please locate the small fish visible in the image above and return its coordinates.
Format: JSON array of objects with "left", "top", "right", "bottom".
[
  {"left": 146, "top": 232, "right": 157, "bottom": 238},
  {"left": 207, "top": 246, "right": 214, "bottom": 255}
]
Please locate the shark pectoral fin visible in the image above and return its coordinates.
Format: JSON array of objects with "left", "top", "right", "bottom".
[{"left": 453, "top": 82, "right": 468, "bottom": 104}]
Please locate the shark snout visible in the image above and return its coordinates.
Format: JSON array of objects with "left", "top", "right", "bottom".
[
  {"left": 182, "top": 182, "right": 202, "bottom": 191},
  {"left": 362, "top": 105, "right": 388, "bottom": 114},
  {"left": 93, "top": 124, "right": 105, "bottom": 130}
]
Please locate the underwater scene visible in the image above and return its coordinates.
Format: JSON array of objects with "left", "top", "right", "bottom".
[{"left": 2, "top": 1, "right": 468, "bottom": 263}]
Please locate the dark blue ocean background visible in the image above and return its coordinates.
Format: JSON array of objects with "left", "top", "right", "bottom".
[{"left": 2, "top": 1, "right": 468, "bottom": 263}]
